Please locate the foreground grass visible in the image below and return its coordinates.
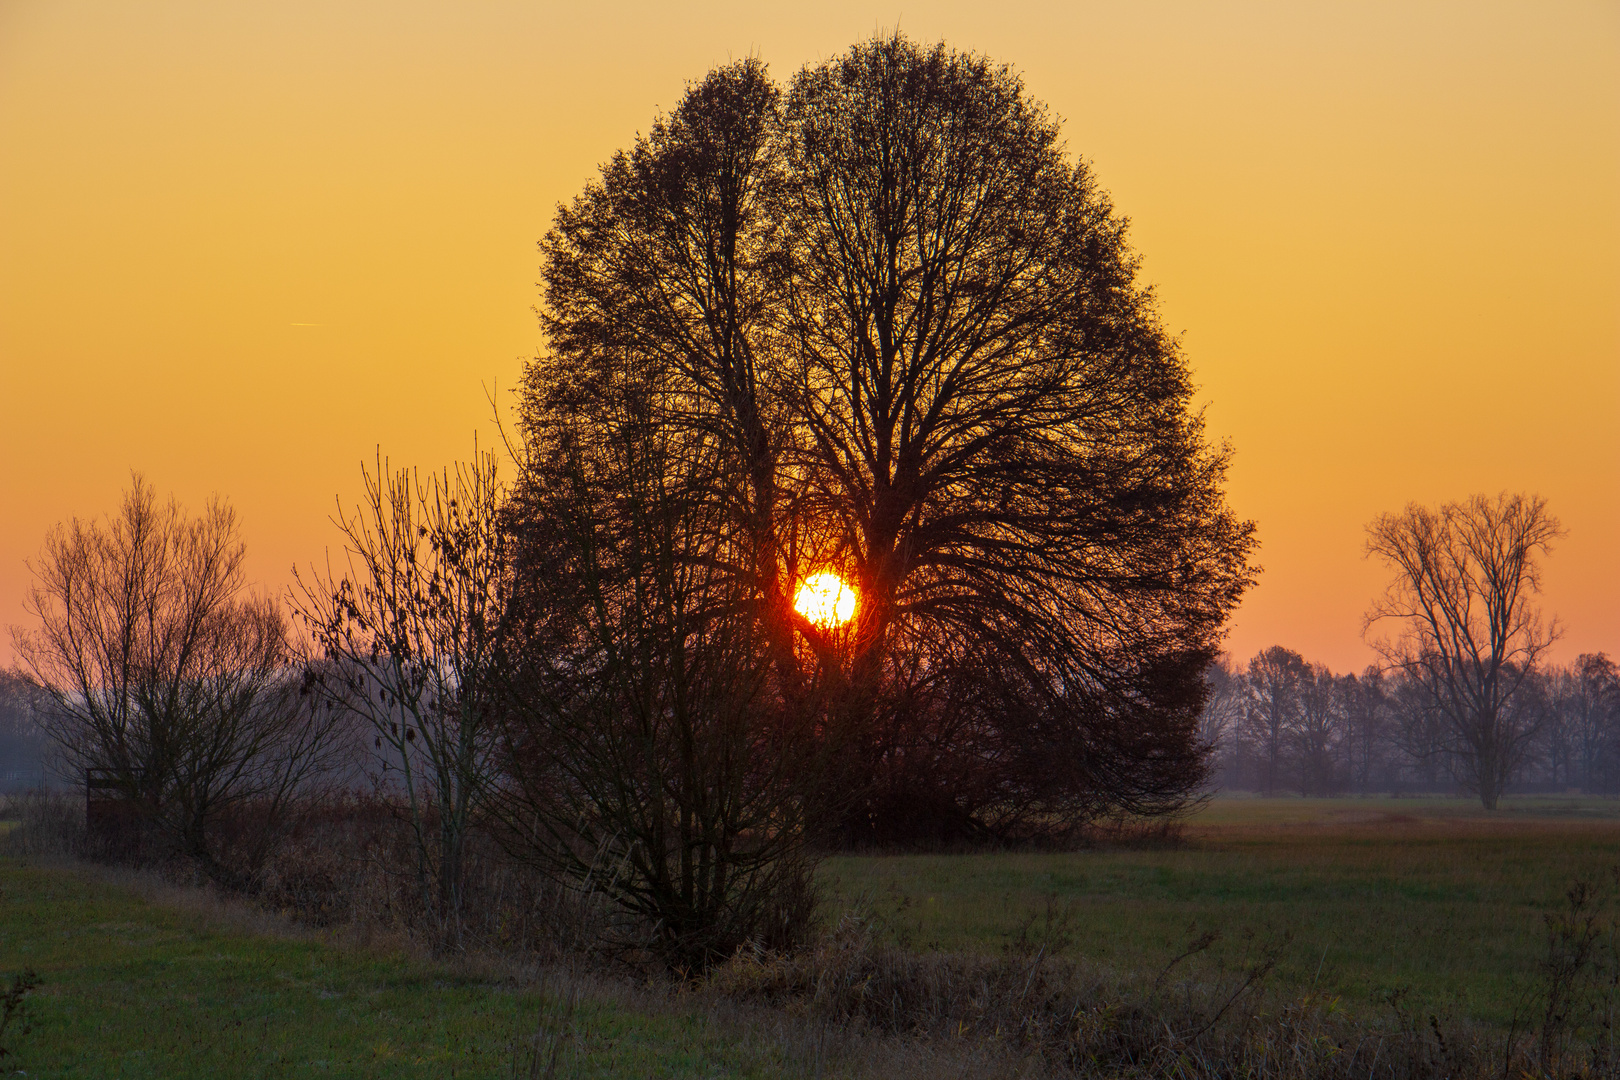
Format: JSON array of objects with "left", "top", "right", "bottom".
[
  {"left": 823, "top": 795, "right": 1620, "bottom": 1028},
  {"left": 0, "top": 860, "right": 798, "bottom": 1079},
  {"left": 7, "top": 795, "right": 1617, "bottom": 1074}
]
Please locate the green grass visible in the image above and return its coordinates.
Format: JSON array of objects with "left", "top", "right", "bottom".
[
  {"left": 6, "top": 796, "right": 1618, "bottom": 1073},
  {"left": 821, "top": 795, "right": 1620, "bottom": 1027},
  {"left": 0, "top": 861, "right": 798, "bottom": 1079}
]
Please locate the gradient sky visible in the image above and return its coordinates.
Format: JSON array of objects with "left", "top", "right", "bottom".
[{"left": 2, "top": 0, "right": 1616, "bottom": 674}]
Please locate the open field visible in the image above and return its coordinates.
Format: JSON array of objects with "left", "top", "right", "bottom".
[
  {"left": 4, "top": 795, "right": 1619, "bottom": 1075},
  {"left": 0, "top": 861, "right": 807, "bottom": 1079},
  {"left": 824, "top": 795, "right": 1620, "bottom": 1028}
]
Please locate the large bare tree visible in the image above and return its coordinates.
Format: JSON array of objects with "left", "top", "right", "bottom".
[
  {"left": 521, "top": 37, "right": 1256, "bottom": 844},
  {"left": 11, "top": 476, "right": 335, "bottom": 887},
  {"left": 777, "top": 39, "right": 1256, "bottom": 839},
  {"left": 1364, "top": 492, "right": 1563, "bottom": 809}
]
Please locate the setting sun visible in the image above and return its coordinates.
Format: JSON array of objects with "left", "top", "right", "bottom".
[{"left": 794, "top": 572, "right": 857, "bottom": 629}]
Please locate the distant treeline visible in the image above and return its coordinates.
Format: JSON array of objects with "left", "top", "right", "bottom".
[
  {"left": 0, "top": 671, "right": 46, "bottom": 790},
  {"left": 1200, "top": 648, "right": 1620, "bottom": 797}
]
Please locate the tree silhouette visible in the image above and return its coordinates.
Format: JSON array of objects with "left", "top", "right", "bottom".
[
  {"left": 14, "top": 476, "right": 337, "bottom": 887},
  {"left": 496, "top": 379, "right": 822, "bottom": 968},
  {"left": 517, "top": 36, "right": 1257, "bottom": 844},
  {"left": 1365, "top": 492, "right": 1563, "bottom": 809},
  {"left": 1243, "top": 646, "right": 1306, "bottom": 795},
  {"left": 293, "top": 450, "right": 509, "bottom": 944}
]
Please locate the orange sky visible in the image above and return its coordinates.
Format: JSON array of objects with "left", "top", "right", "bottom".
[{"left": 2, "top": 0, "right": 1616, "bottom": 674}]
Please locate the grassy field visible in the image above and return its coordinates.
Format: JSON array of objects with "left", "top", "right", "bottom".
[
  {"left": 0, "top": 861, "right": 804, "bottom": 1079},
  {"left": 822, "top": 795, "right": 1620, "bottom": 1028},
  {"left": 5, "top": 796, "right": 1619, "bottom": 1075}
]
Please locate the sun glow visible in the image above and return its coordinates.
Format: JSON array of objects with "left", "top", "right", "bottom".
[{"left": 794, "top": 572, "right": 857, "bottom": 629}]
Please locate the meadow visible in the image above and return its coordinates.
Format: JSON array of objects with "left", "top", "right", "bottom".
[
  {"left": 824, "top": 796, "right": 1620, "bottom": 1028},
  {"left": 0, "top": 859, "right": 812, "bottom": 1078},
  {"left": 4, "top": 794, "right": 1619, "bottom": 1076}
]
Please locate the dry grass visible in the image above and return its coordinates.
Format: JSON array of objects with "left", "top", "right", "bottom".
[{"left": 707, "top": 891, "right": 1620, "bottom": 1078}]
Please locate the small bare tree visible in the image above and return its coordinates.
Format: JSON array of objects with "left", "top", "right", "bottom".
[
  {"left": 1244, "top": 647, "right": 1307, "bottom": 795},
  {"left": 1567, "top": 654, "right": 1620, "bottom": 793},
  {"left": 293, "top": 449, "right": 508, "bottom": 943},
  {"left": 1339, "top": 666, "right": 1390, "bottom": 795},
  {"left": 498, "top": 366, "right": 823, "bottom": 971},
  {"left": 1364, "top": 492, "right": 1563, "bottom": 809},
  {"left": 1292, "top": 663, "right": 1342, "bottom": 796},
  {"left": 10, "top": 476, "right": 335, "bottom": 887},
  {"left": 1196, "top": 655, "right": 1247, "bottom": 787}
]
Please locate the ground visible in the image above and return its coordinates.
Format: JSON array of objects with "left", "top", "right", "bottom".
[{"left": 3, "top": 795, "right": 1618, "bottom": 1075}]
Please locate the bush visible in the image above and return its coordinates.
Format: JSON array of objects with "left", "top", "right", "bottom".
[{"left": 252, "top": 791, "right": 610, "bottom": 958}]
